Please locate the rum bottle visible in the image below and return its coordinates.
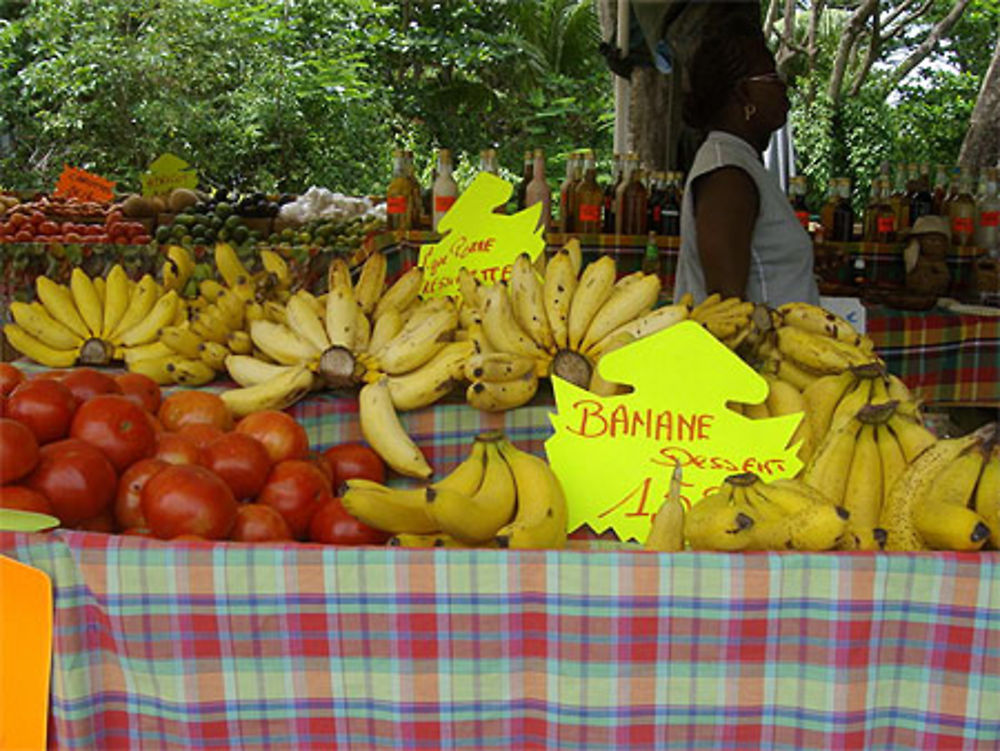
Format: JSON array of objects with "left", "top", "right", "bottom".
[
  {"left": 386, "top": 149, "right": 412, "bottom": 231},
  {"left": 788, "top": 175, "right": 810, "bottom": 230},
  {"left": 659, "top": 172, "right": 681, "bottom": 238},
  {"left": 515, "top": 150, "right": 533, "bottom": 211},
  {"left": 949, "top": 168, "right": 977, "bottom": 247},
  {"left": 431, "top": 148, "right": 458, "bottom": 232},
  {"left": 574, "top": 150, "right": 603, "bottom": 234},
  {"left": 524, "top": 148, "right": 551, "bottom": 232},
  {"left": 975, "top": 167, "right": 999, "bottom": 256},
  {"left": 618, "top": 164, "right": 648, "bottom": 236},
  {"left": 559, "top": 151, "right": 581, "bottom": 233},
  {"left": 831, "top": 178, "right": 854, "bottom": 242},
  {"left": 603, "top": 153, "right": 622, "bottom": 234}
]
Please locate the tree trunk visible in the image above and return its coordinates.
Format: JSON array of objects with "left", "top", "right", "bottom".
[{"left": 959, "top": 38, "right": 1000, "bottom": 168}]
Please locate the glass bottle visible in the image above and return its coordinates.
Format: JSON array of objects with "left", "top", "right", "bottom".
[
  {"left": 619, "top": 164, "right": 649, "bottom": 236},
  {"left": 975, "top": 167, "right": 999, "bottom": 256},
  {"left": 559, "top": 151, "right": 581, "bottom": 234},
  {"left": 642, "top": 230, "right": 661, "bottom": 276},
  {"left": 516, "top": 150, "right": 533, "bottom": 211},
  {"left": 909, "top": 163, "right": 934, "bottom": 223},
  {"left": 889, "top": 163, "right": 910, "bottom": 232},
  {"left": 659, "top": 172, "right": 681, "bottom": 238},
  {"left": 862, "top": 178, "right": 880, "bottom": 243},
  {"left": 788, "top": 175, "right": 810, "bottom": 230},
  {"left": 932, "top": 164, "right": 949, "bottom": 215},
  {"left": 822, "top": 178, "right": 841, "bottom": 241},
  {"left": 832, "top": 178, "right": 854, "bottom": 242},
  {"left": 524, "top": 148, "right": 551, "bottom": 232},
  {"left": 386, "top": 149, "right": 412, "bottom": 231},
  {"left": 574, "top": 150, "right": 603, "bottom": 235},
  {"left": 949, "top": 168, "right": 977, "bottom": 247},
  {"left": 403, "top": 150, "right": 424, "bottom": 229},
  {"left": 873, "top": 178, "right": 898, "bottom": 244},
  {"left": 646, "top": 172, "right": 665, "bottom": 231},
  {"left": 479, "top": 148, "right": 500, "bottom": 176},
  {"left": 431, "top": 148, "right": 458, "bottom": 232},
  {"left": 614, "top": 154, "right": 638, "bottom": 235},
  {"left": 603, "top": 153, "right": 622, "bottom": 234}
]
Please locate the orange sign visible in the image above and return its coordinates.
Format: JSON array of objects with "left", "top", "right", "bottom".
[
  {"left": 0, "top": 555, "right": 52, "bottom": 750},
  {"left": 54, "top": 164, "right": 115, "bottom": 203}
]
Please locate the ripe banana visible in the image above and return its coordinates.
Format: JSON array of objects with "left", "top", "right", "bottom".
[
  {"left": 912, "top": 497, "right": 991, "bottom": 551},
  {"left": 543, "top": 250, "right": 577, "bottom": 350},
  {"left": 118, "top": 290, "right": 179, "bottom": 347},
  {"left": 215, "top": 242, "right": 252, "bottom": 288},
  {"left": 122, "top": 341, "right": 174, "bottom": 365},
  {"left": 171, "top": 357, "right": 217, "bottom": 386},
  {"left": 587, "top": 303, "right": 689, "bottom": 358},
  {"left": 109, "top": 274, "right": 158, "bottom": 343},
  {"left": 828, "top": 375, "right": 874, "bottom": 432},
  {"left": 225, "top": 355, "right": 299, "bottom": 388},
  {"left": 388, "top": 533, "right": 494, "bottom": 548},
  {"left": 340, "top": 478, "right": 438, "bottom": 534},
  {"left": 198, "top": 340, "right": 230, "bottom": 371},
  {"left": 127, "top": 354, "right": 183, "bottom": 385},
  {"left": 801, "top": 417, "right": 862, "bottom": 506},
  {"left": 840, "top": 423, "right": 883, "bottom": 549},
  {"left": 776, "top": 326, "right": 856, "bottom": 373},
  {"left": 432, "top": 437, "right": 490, "bottom": 496},
  {"left": 427, "top": 441, "right": 516, "bottom": 544},
  {"left": 373, "top": 304, "right": 458, "bottom": 375},
  {"left": 354, "top": 250, "right": 387, "bottom": 316},
  {"left": 466, "top": 371, "right": 538, "bottom": 412},
  {"left": 285, "top": 293, "right": 330, "bottom": 353},
  {"left": 374, "top": 266, "right": 423, "bottom": 320},
  {"left": 160, "top": 324, "right": 204, "bottom": 359},
  {"left": 580, "top": 272, "right": 660, "bottom": 353},
  {"left": 386, "top": 340, "right": 473, "bottom": 411},
  {"left": 463, "top": 351, "right": 536, "bottom": 383},
  {"left": 802, "top": 371, "right": 856, "bottom": 444},
  {"left": 645, "top": 460, "right": 685, "bottom": 552},
  {"left": 777, "top": 302, "right": 863, "bottom": 344},
  {"left": 101, "top": 264, "right": 130, "bottom": 339},
  {"left": 259, "top": 248, "right": 291, "bottom": 288},
  {"left": 162, "top": 244, "right": 196, "bottom": 292},
  {"left": 566, "top": 255, "right": 616, "bottom": 350},
  {"left": 509, "top": 253, "right": 555, "bottom": 352},
  {"left": 35, "top": 276, "right": 90, "bottom": 340},
  {"left": 3, "top": 324, "right": 78, "bottom": 367},
  {"left": 9, "top": 301, "right": 82, "bottom": 350},
  {"left": 325, "top": 267, "right": 358, "bottom": 350},
  {"left": 220, "top": 364, "right": 316, "bottom": 417},
  {"left": 359, "top": 376, "right": 433, "bottom": 479},
  {"left": 368, "top": 308, "right": 403, "bottom": 356},
  {"left": 880, "top": 427, "right": 987, "bottom": 550},
  {"left": 494, "top": 438, "right": 568, "bottom": 549},
  {"left": 973, "top": 446, "right": 1000, "bottom": 544},
  {"left": 887, "top": 411, "right": 937, "bottom": 463},
  {"left": 683, "top": 482, "right": 755, "bottom": 551},
  {"left": 763, "top": 353, "right": 821, "bottom": 391},
  {"left": 250, "top": 319, "right": 320, "bottom": 366},
  {"left": 564, "top": 237, "right": 583, "bottom": 277},
  {"left": 67, "top": 268, "right": 102, "bottom": 337},
  {"left": 480, "top": 282, "right": 547, "bottom": 359}
]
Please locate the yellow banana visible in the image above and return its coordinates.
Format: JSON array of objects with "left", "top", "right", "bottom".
[
  {"left": 101, "top": 264, "right": 130, "bottom": 339},
  {"left": 122, "top": 341, "right": 174, "bottom": 365},
  {"left": 198, "top": 340, "right": 230, "bottom": 371},
  {"left": 92, "top": 276, "right": 105, "bottom": 308},
  {"left": 9, "top": 301, "right": 82, "bottom": 350},
  {"left": 259, "top": 248, "right": 291, "bottom": 288},
  {"left": 777, "top": 302, "right": 863, "bottom": 344},
  {"left": 645, "top": 460, "right": 685, "bottom": 552},
  {"left": 35, "top": 276, "right": 90, "bottom": 340},
  {"left": 249, "top": 319, "right": 320, "bottom": 366},
  {"left": 3, "top": 324, "right": 78, "bottom": 368},
  {"left": 580, "top": 272, "right": 660, "bottom": 352},
  {"left": 588, "top": 303, "right": 689, "bottom": 358},
  {"left": 466, "top": 371, "right": 538, "bottom": 412},
  {"left": 386, "top": 340, "right": 473, "bottom": 411},
  {"left": 829, "top": 375, "right": 875, "bottom": 432},
  {"left": 763, "top": 354, "right": 821, "bottom": 391},
  {"left": 286, "top": 293, "right": 330, "bottom": 353},
  {"left": 566, "top": 255, "right": 616, "bottom": 351},
  {"left": 973, "top": 446, "right": 1000, "bottom": 544},
  {"left": 427, "top": 441, "right": 516, "bottom": 544},
  {"left": 225, "top": 355, "right": 298, "bottom": 388},
  {"left": 367, "top": 307, "right": 403, "bottom": 356},
  {"left": 359, "top": 376, "right": 433, "bottom": 479},
  {"left": 214, "top": 288, "right": 246, "bottom": 330},
  {"left": 479, "top": 282, "right": 547, "bottom": 359},
  {"left": 341, "top": 478, "right": 438, "bottom": 535},
  {"left": 463, "top": 351, "right": 536, "bottom": 383},
  {"left": 162, "top": 244, "right": 195, "bottom": 292},
  {"left": 160, "top": 324, "right": 204, "bottom": 358},
  {"left": 374, "top": 305, "right": 458, "bottom": 375},
  {"left": 887, "top": 411, "right": 937, "bottom": 463},
  {"left": 801, "top": 417, "right": 861, "bottom": 506},
  {"left": 68, "top": 268, "right": 103, "bottom": 337},
  {"left": 109, "top": 274, "right": 158, "bottom": 343},
  {"left": 494, "top": 438, "right": 568, "bottom": 550},
  {"left": 189, "top": 304, "right": 231, "bottom": 345},
  {"left": 220, "top": 364, "right": 315, "bottom": 417},
  {"left": 171, "top": 357, "right": 217, "bottom": 387},
  {"left": 431, "top": 437, "right": 491, "bottom": 496},
  {"left": 388, "top": 533, "right": 490, "bottom": 548},
  {"left": 543, "top": 249, "right": 577, "bottom": 350},
  {"left": 199, "top": 279, "right": 226, "bottom": 303},
  {"left": 912, "top": 498, "right": 990, "bottom": 551},
  {"left": 374, "top": 266, "right": 423, "bottom": 320},
  {"left": 353, "top": 250, "right": 387, "bottom": 316},
  {"left": 215, "top": 242, "right": 252, "bottom": 288},
  {"left": 683, "top": 482, "right": 755, "bottom": 551},
  {"left": 840, "top": 423, "right": 883, "bottom": 549},
  {"left": 118, "top": 290, "right": 179, "bottom": 347},
  {"left": 324, "top": 274, "right": 357, "bottom": 351},
  {"left": 563, "top": 237, "right": 583, "bottom": 277},
  {"left": 509, "top": 253, "right": 555, "bottom": 351},
  {"left": 126, "top": 354, "right": 180, "bottom": 385},
  {"left": 776, "top": 326, "right": 854, "bottom": 373},
  {"left": 227, "top": 330, "right": 253, "bottom": 355},
  {"left": 689, "top": 293, "right": 722, "bottom": 321}
]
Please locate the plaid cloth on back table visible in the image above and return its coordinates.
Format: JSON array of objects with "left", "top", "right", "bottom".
[{"left": 2, "top": 531, "right": 999, "bottom": 750}]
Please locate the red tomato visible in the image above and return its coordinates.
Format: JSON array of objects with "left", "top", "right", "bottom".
[
  {"left": 114, "top": 457, "right": 168, "bottom": 531},
  {"left": 0, "top": 363, "right": 24, "bottom": 396},
  {"left": 0, "top": 486, "right": 54, "bottom": 515},
  {"left": 70, "top": 394, "right": 157, "bottom": 472},
  {"left": 235, "top": 410, "right": 308, "bottom": 464},
  {"left": 74, "top": 510, "right": 116, "bottom": 533},
  {"left": 322, "top": 443, "right": 386, "bottom": 487},
  {"left": 158, "top": 391, "right": 232, "bottom": 432},
  {"left": 0, "top": 417, "right": 40, "bottom": 484},
  {"left": 60, "top": 368, "right": 122, "bottom": 403},
  {"left": 0, "top": 395, "right": 6, "bottom": 417},
  {"left": 141, "top": 464, "right": 237, "bottom": 540},
  {"left": 114, "top": 372, "right": 161, "bottom": 413},
  {"left": 231, "top": 504, "right": 293, "bottom": 542},
  {"left": 7, "top": 378, "right": 78, "bottom": 444},
  {"left": 176, "top": 423, "right": 224, "bottom": 449},
  {"left": 257, "top": 460, "right": 331, "bottom": 540},
  {"left": 24, "top": 438, "right": 117, "bottom": 525},
  {"left": 307, "top": 450, "right": 335, "bottom": 486},
  {"left": 153, "top": 433, "right": 202, "bottom": 465},
  {"left": 201, "top": 432, "right": 272, "bottom": 501},
  {"left": 309, "top": 497, "right": 391, "bottom": 546}
]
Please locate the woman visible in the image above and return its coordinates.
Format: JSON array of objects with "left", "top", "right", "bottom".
[{"left": 673, "top": 21, "right": 819, "bottom": 307}]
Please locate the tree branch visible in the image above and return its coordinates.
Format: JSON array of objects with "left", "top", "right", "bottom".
[
  {"left": 850, "top": 6, "right": 880, "bottom": 96},
  {"left": 805, "top": 0, "right": 825, "bottom": 104},
  {"left": 827, "top": 0, "right": 878, "bottom": 104},
  {"left": 764, "top": 0, "right": 782, "bottom": 45},
  {"left": 881, "top": 0, "right": 936, "bottom": 43},
  {"left": 887, "top": 0, "right": 973, "bottom": 89},
  {"left": 880, "top": 0, "right": 923, "bottom": 30}
]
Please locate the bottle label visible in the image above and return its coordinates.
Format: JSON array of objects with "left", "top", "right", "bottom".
[
  {"left": 434, "top": 195, "right": 456, "bottom": 213},
  {"left": 877, "top": 216, "right": 896, "bottom": 233},
  {"left": 795, "top": 210, "right": 809, "bottom": 228},
  {"left": 952, "top": 216, "right": 975, "bottom": 234},
  {"left": 387, "top": 196, "right": 408, "bottom": 215},
  {"left": 578, "top": 203, "right": 600, "bottom": 223},
  {"left": 980, "top": 210, "right": 1000, "bottom": 228}
]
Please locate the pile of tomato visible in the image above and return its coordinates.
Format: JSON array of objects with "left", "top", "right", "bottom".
[{"left": 0, "top": 363, "right": 390, "bottom": 545}]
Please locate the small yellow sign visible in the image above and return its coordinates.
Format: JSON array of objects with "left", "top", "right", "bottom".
[
  {"left": 545, "top": 321, "right": 804, "bottom": 542},
  {"left": 418, "top": 173, "right": 546, "bottom": 298},
  {"left": 141, "top": 153, "right": 198, "bottom": 197}
]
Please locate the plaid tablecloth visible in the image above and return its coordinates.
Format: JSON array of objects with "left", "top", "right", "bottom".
[
  {"left": 865, "top": 304, "right": 1000, "bottom": 407},
  {"left": 2, "top": 530, "right": 999, "bottom": 750}
]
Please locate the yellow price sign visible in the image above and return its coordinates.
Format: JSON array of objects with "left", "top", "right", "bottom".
[
  {"left": 141, "top": 153, "right": 198, "bottom": 197},
  {"left": 418, "top": 173, "right": 546, "bottom": 298},
  {"left": 545, "top": 321, "right": 805, "bottom": 542}
]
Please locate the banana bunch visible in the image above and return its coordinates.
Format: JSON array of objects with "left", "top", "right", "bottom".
[
  {"left": 341, "top": 431, "right": 568, "bottom": 549},
  {"left": 797, "top": 369, "right": 940, "bottom": 549},
  {"left": 125, "top": 243, "right": 280, "bottom": 388},
  {"left": 760, "top": 302, "right": 880, "bottom": 391},
  {"left": 730, "top": 372, "right": 814, "bottom": 461},
  {"left": 460, "top": 239, "right": 691, "bottom": 406},
  {"left": 206, "top": 241, "right": 292, "bottom": 304},
  {"left": 679, "top": 472, "right": 849, "bottom": 552},
  {"left": 880, "top": 422, "right": 998, "bottom": 551},
  {"left": 6, "top": 266, "right": 182, "bottom": 370},
  {"left": 690, "top": 293, "right": 772, "bottom": 356}
]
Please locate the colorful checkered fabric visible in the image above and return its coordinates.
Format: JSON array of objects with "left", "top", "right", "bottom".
[
  {"left": 866, "top": 304, "right": 1000, "bottom": 407},
  {"left": 2, "top": 530, "right": 999, "bottom": 750}
]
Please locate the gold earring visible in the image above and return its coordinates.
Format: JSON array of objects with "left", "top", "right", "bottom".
[{"left": 744, "top": 104, "right": 757, "bottom": 121}]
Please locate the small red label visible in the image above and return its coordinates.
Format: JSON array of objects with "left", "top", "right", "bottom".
[
  {"left": 795, "top": 210, "right": 809, "bottom": 228},
  {"left": 877, "top": 216, "right": 896, "bottom": 233},
  {"left": 952, "top": 216, "right": 974, "bottom": 234},
  {"left": 980, "top": 211, "right": 999, "bottom": 228},
  {"left": 434, "top": 195, "right": 456, "bottom": 213},
  {"left": 387, "top": 196, "right": 408, "bottom": 215},
  {"left": 578, "top": 203, "right": 600, "bottom": 223}
]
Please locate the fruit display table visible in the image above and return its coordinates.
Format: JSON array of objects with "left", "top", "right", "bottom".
[{"left": 3, "top": 529, "right": 999, "bottom": 750}]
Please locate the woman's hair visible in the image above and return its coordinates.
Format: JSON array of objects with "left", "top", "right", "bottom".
[{"left": 682, "top": 17, "right": 769, "bottom": 130}]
